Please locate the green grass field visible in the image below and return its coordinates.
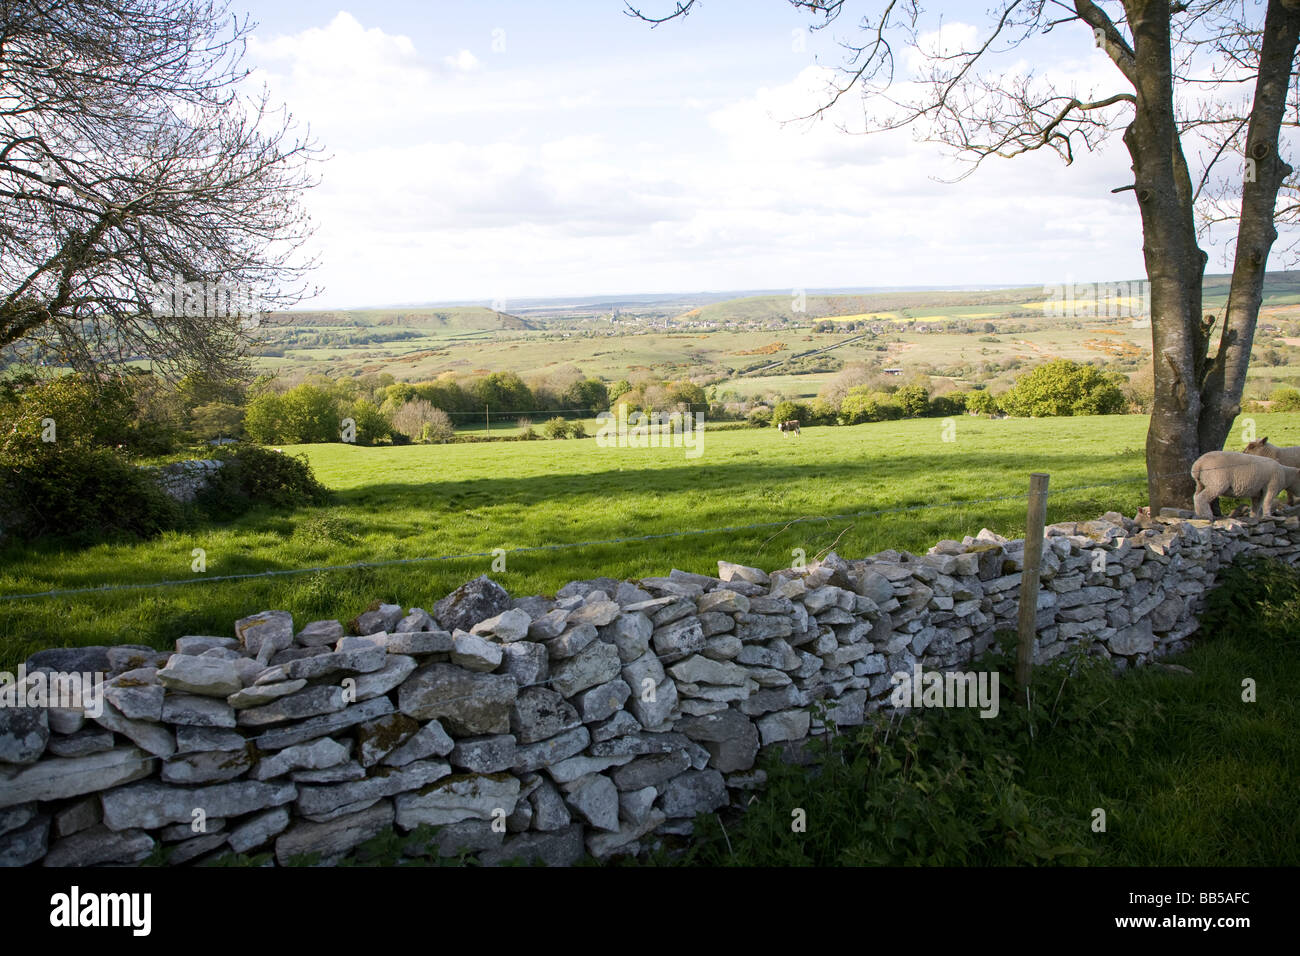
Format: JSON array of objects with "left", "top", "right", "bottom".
[{"left": 5, "top": 412, "right": 1300, "bottom": 670}]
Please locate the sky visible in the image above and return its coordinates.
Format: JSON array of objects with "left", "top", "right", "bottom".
[{"left": 236, "top": 0, "right": 1286, "bottom": 309}]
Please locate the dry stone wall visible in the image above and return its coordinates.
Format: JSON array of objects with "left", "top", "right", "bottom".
[
  {"left": 2, "top": 507, "right": 1297, "bottom": 867},
  {"left": 142, "top": 459, "right": 225, "bottom": 503}
]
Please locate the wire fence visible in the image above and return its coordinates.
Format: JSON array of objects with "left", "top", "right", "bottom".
[{"left": 0, "top": 473, "right": 1171, "bottom": 604}]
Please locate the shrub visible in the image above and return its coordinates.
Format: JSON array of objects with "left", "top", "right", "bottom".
[
  {"left": 0, "top": 372, "right": 178, "bottom": 459},
  {"left": 771, "top": 400, "right": 809, "bottom": 426},
  {"left": 542, "top": 417, "right": 571, "bottom": 439},
  {"left": 838, "top": 387, "right": 902, "bottom": 424},
  {"left": 965, "top": 389, "right": 1001, "bottom": 415},
  {"left": 928, "top": 392, "right": 966, "bottom": 417},
  {"left": 894, "top": 384, "right": 930, "bottom": 418},
  {"left": 392, "top": 400, "right": 453, "bottom": 443},
  {"left": 0, "top": 446, "right": 182, "bottom": 542},
  {"left": 1001, "top": 359, "right": 1126, "bottom": 417},
  {"left": 197, "top": 445, "right": 330, "bottom": 519},
  {"left": 346, "top": 398, "right": 391, "bottom": 445},
  {"left": 516, "top": 417, "right": 538, "bottom": 440},
  {"left": 1269, "top": 386, "right": 1300, "bottom": 411},
  {"left": 747, "top": 406, "right": 773, "bottom": 427},
  {"left": 569, "top": 420, "right": 587, "bottom": 439}
]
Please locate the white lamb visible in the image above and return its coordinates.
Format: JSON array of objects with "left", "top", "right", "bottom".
[
  {"left": 1191, "top": 450, "right": 1300, "bottom": 519},
  {"left": 1242, "top": 436, "right": 1300, "bottom": 468}
]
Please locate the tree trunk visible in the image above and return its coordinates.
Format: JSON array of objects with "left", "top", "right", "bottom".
[
  {"left": 1198, "top": 0, "right": 1300, "bottom": 457},
  {"left": 1125, "top": 0, "right": 1208, "bottom": 512}
]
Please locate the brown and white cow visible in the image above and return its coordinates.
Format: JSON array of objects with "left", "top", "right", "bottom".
[{"left": 777, "top": 420, "right": 800, "bottom": 436}]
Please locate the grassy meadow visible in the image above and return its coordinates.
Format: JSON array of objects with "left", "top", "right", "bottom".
[{"left": 8, "top": 411, "right": 1300, "bottom": 670}]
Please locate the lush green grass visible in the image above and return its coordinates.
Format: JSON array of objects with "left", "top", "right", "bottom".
[{"left": 5, "top": 413, "right": 1300, "bottom": 669}]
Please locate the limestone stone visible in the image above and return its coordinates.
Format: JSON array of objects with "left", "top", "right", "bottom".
[
  {"left": 0, "top": 814, "right": 48, "bottom": 866},
  {"left": 563, "top": 773, "right": 619, "bottom": 831},
  {"left": 352, "top": 604, "right": 403, "bottom": 636},
  {"left": 449, "top": 734, "right": 517, "bottom": 773},
  {"left": 397, "top": 663, "right": 518, "bottom": 736},
  {"left": 677, "top": 709, "right": 760, "bottom": 772},
  {"left": 235, "top": 610, "right": 295, "bottom": 660},
  {"left": 382, "top": 719, "right": 455, "bottom": 766},
  {"left": 227, "top": 807, "right": 292, "bottom": 853},
  {"left": 499, "top": 642, "right": 549, "bottom": 686},
  {"left": 251, "top": 737, "right": 351, "bottom": 780},
  {"left": 162, "top": 693, "right": 237, "bottom": 728},
  {"left": 512, "top": 726, "right": 590, "bottom": 773},
  {"left": 157, "top": 655, "right": 242, "bottom": 697},
  {"left": 658, "top": 769, "right": 728, "bottom": 817},
  {"left": 393, "top": 772, "right": 521, "bottom": 828},
  {"left": 0, "top": 702, "right": 48, "bottom": 765},
  {"left": 43, "top": 825, "right": 154, "bottom": 867},
  {"left": 434, "top": 575, "right": 510, "bottom": 633},
  {"left": 356, "top": 713, "right": 420, "bottom": 767},
  {"left": 275, "top": 800, "right": 394, "bottom": 866},
  {"left": 252, "top": 696, "right": 393, "bottom": 750},
  {"left": 449, "top": 630, "right": 504, "bottom": 672},
  {"left": 93, "top": 701, "right": 175, "bottom": 758},
  {"left": 382, "top": 631, "right": 453, "bottom": 655},
  {"left": 602, "top": 612, "right": 653, "bottom": 662},
  {"left": 470, "top": 607, "right": 532, "bottom": 642},
  {"left": 351, "top": 654, "right": 419, "bottom": 701},
  {"left": 550, "top": 641, "right": 622, "bottom": 698},
  {"left": 227, "top": 679, "right": 308, "bottom": 709},
  {"left": 101, "top": 779, "right": 296, "bottom": 830},
  {"left": 572, "top": 679, "right": 631, "bottom": 723},
  {"left": 161, "top": 746, "right": 254, "bottom": 784},
  {"left": 296, "top": 619, "right": 345, "bottom": 646},
  {"left": 511, "top": 686, "right": 582, "bottom": 743},
  {"left": 295, "top": 758, "right": 451, "bottom": 821},
  {"left": 236, "top": 685, "right": 345, "bottom": 727}
]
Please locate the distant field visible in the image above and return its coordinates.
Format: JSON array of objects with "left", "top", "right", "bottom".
[{"left": 9, "top": 412, "right": 1299, "bottom": 668}]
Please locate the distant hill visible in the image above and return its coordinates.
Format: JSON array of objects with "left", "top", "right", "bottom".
[
  {"left": 268, "top": 306, "right": 534, "bottom": 330},
  {"left": 675, "top": 271, "right": 1300, "bottom": 325}
]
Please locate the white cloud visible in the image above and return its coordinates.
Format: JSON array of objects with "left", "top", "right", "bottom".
[{"left": 243, "top": 11, "right": 1212, "bottom": 307}]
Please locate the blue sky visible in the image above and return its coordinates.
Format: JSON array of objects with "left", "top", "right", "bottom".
[{"left": 238, "top": 1, "right": 1279, "bottom": 308}]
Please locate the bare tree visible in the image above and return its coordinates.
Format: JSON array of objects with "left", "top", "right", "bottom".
[
  {"left": 0, "top": 0, "right": 322, "bottom": 382},
  {"left": 628, "top": 0, "right": 1300, "bottom": 510}
]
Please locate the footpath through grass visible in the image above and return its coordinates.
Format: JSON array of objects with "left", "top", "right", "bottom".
[{"left": 3, "top": 412, "right": 1298, "bottom": 668}]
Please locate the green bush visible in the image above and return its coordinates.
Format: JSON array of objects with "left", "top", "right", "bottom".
[
  {"left": 928, "top": 392, "right": 966, "bottom": 417},
  {"left": 542, "top": 417, "right": 571, "bottom": 439},
  {"left": 1001, "top": 359, "right": 1126, "bottom": 417},
  {"left": 771, "top": 400, "right": 809, "bottom": 426},
  {"left": 1268, "top": 386, "right": 1300, "bottom": 411},
  {"left": 894, "top": 384, "right": 930, "bottom": 418},
  {"left": 0, "top": 372, "right": 178, "bottom": 459},
  {"left": 965, "top": 389, "right": 1001, "bottom": 415},
  {"left": 196, "top": 445, "right": 330, "bottom": 519},
  {"left": 838, "top": 387, "right": 902, "bottom": 424},
  {"left": 0, "top": 446, "right": 182, "bottom": 542}
]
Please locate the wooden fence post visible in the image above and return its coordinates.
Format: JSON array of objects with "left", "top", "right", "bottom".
[{"left": 1016, "top": 472, "right": 1050, "bottom": 693}]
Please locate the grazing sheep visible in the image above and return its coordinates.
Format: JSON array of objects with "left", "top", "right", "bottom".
[
  {"left": 1242, "top": 436, "right": 1300, "bottom": 468},
  {"left": 1191, "top": 450, "right": 1300, "bottom": 518}
]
